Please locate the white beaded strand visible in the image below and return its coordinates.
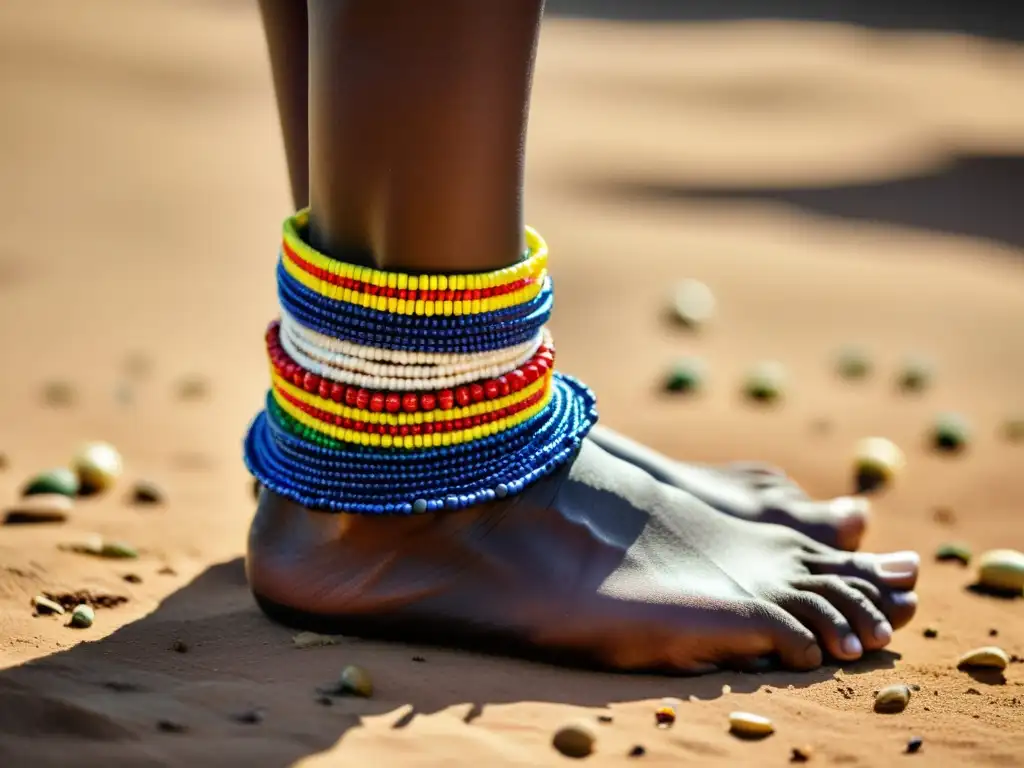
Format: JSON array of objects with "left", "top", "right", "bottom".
[
  {"left": 281, "top": 318, "right": 542, "bottom": 380},
  {"left": 278, "top": 314, "right": 550, "bottom": 391},
  {"left": 280, "top": 309, "right": 542, "bottom": 366}
]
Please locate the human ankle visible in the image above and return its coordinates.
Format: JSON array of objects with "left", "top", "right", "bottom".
[{"left": 244, "top": 209, "right": 598, "bottom": 517}]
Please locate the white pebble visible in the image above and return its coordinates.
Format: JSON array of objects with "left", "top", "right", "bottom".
[{"left": 729, "top": 711, "right": 774, "bottom": 738}]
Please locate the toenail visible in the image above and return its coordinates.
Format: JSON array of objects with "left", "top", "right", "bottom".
[
  {"left": 841, "top": 634, "right": 863, "bottom": 657},
  {"left": 874, "top": 622, "right": 893, "bottom": 643},
  {"left": 832, "top": 496, "right": 870, "bottom": 518},
  {"left": 889, "top": 591, "right": 917, "bottom": 606},
  {"left": 873, "top": 551, "right": 919, "bottom": 576}
]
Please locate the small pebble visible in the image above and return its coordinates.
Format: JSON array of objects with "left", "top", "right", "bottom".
[
  {"left": 989, "top": 628, "right": 999, "bottom": 637},
  {"left": 976, "top": 549, "right": 1024, "bottom": 594},
  {"left": 923, "top": 627, "right": 938, "bottom": 639},
  {"left": 791, "top": 745, "right": 813, "bottom": 762},
  {"left": 744, "top": 361, "right": 786, "bottom": 404},
  {"left": 114, "top": 382, "right": 134, "bottom": 406},
  {"left": 874, "top": 684, "right": 911, "bottom": 714},
  {"left": 60, "top": 536, "right": 137, "bottom": 559},
  {"left": 552, "top": 721, "right": 597, "bottom": 758},
  {"left": 42, "top": 381, "right": 76, "bottom": 407},
  {"left": 906, "top": 737, "right": 923, "bottom": 754},
  {"left": 597, "top": 714, "right": 613, "bottom": 724},
  {"left": 663, "top": 357, "right": 706, "bottom": 394},
  {"left": 99, "top": 541, "right": 139, "bottom": 559},
  {"left": 124, "top": 352, "right": 153, "bottom": 379},
  {"left": 176, "top": 376, "right": 209, "bottom": 400},
  {"left": 232, "top": 709, "right": 264, "bottom": 725},
  {"left": 69, "top": 603, "right": 95, "bottom": 629},
  {"left": 22, "top": 468, "right": 80, "bottom": 498},
  {"left": 122, "top": 574, "right": 143, "bottom": 584},
  {"left": 670, "top": 279, "right": 715, "bottom": 329},
  {"left": 628, "top": 745, "right": 646, "bottom": 757},
  {"left": 3, "top": 494, "right": 72, "bottom": 525},
  {"left": 61, "top": 534, "right": 103, "bottom": 556},
  {"left": 721, "top": 684, "right": 732, "bottom": 695},
  {"left": 957, "top": 646, "right": 1010, "bottom": 671},
  {"left": 31, "top": 595, "right": 66, "bottom": 616},
  {"left": 853, "top": 437, "right": 905, "bottom": 493},
  {"left": 932, "top": 507, "right": 956, "bottom": 525},
  {"left": 338, "top": 665, "right": 373, "bottom": 697},
  {"left": 131, "top": 480, "right": 164, "bottom": 505},
  {"left": 897, "top": 357, "right": 934, "bottom": 393},
  {"left": 1003, "top": 416, "right": 1024, "bottom": 443},
  {"left": 932, "top": 413, "right": 971, "bottom": 453},
  {"left": 728, "top": 711, "right": 774, "bottom": 738},
  {"left": 654, "top": 704, "right": 676, "bottom": 728},
  {"left": 809, "top": 417, "right": 833, "bottom": 436},
  {"left": 72, "top": 442, "right": 123, "bottom": 493},
  {"left": 171, "top": 640, "right": 189, "bottom": 653},
  {"left": 292, "top": 631, "right": 341, "bottom": 649},
  {"left": 157, "top": 720, "right": 187, "bottom": 734},
  {"left": 935, "top": 542, "right": 971, "bottom": 566},
  {"left": 835, "top": 345, "right": 872, "bottom": 380}
]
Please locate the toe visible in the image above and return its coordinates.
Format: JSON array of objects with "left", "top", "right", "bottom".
[
  {"left": 776, "top": 590, "right": 864, "bottom": 662},
  {"left": 804, "top": 550, "right": 920, "bottom": 591},
  {"left": 880, "top": 590, "right": 918, "bottom": 630},
  {"left": 793, "top": 576, "right": 893, "bottom": 651},
  {"left": 765, "top": 496, "right": 870, "bottom": 551},
  {"left": 756, "top": 602, "right": 824, "bottom": 670},
  {"left": 659, "top": 598, "right": 822, "bottom": 672}
]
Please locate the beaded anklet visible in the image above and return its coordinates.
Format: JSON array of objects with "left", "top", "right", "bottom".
[{"left": 244, "top": 209, "right": 598, "bottom": 514}]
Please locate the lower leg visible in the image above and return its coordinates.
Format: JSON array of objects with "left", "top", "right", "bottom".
[
  {"left": 258, "top": 0, "right": 309, "bottom": 209},
  {"left": 306, "top": 0, "right": 542, "bottom": 272}
]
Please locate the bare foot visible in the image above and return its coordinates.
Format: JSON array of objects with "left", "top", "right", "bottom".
[
  {"left": 587, "top": 427, "right": 869, "bottom": 551},
  {"left": 248, "top": 440, "right": 916, "bottom": 672}
]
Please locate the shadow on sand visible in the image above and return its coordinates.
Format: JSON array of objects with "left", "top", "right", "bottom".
[{"left": 0, "top": 558, "right": 898, "bottom": 767}]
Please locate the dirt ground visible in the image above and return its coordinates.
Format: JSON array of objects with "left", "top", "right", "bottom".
[{"left": 1, "top": 1, "right": 1023, "bottom": 765}]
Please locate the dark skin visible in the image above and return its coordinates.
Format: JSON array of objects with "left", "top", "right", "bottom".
[{"left": 249, "top": 0, "right": 918, "bottom": 671}]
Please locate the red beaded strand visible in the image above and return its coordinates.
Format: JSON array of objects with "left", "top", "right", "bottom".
[{"left": 265, "top": 322, "right": 554, "bottom": 414}]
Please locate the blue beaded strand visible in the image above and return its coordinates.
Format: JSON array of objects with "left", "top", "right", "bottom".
[
  {"left": 245, "top": 373, "right": 596, "bottom": 513},
  {"left": 276, "top": 261, "right": 554, "bottom": 354}
]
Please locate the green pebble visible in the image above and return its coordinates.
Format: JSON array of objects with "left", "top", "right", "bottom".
[
  {"left": 744, "top": 362, "right": 786, "bottom": 404},
  {"left": 23, "top": 468, "right": 80, "bottom": 498},
  {"left": 664, "top": 358, "right": 706, "bottom": 394},
  {"left": 835, "top": 345, "right": 872, "bottom": 380},
  {"left": 70, "top": 603, "right": 95, "bottom": 629},
  {"left": 935, "top": 542, "right": 971, "bottom": 566},
  {"left": 898, "top": 357, "right": 934, "bottom": 393},
  {"left": 99, "top": 541, "right": 139, "bottom": 560},
  {"left": 932, "top": 413, "right": 971, "bottom": 453}
]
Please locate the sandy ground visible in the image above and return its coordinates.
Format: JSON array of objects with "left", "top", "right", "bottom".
[{"left": 1, "top": 1, "right": 1024, "bottom": 765}]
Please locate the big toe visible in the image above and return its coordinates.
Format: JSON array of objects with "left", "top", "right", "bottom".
[{"left": 765, "top": 495, "right": 871, "bottom": 551}]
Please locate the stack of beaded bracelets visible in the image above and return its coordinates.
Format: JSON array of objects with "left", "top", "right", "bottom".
[{"left": 244, "top": 209, "right": 598, "bottom": 514}]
